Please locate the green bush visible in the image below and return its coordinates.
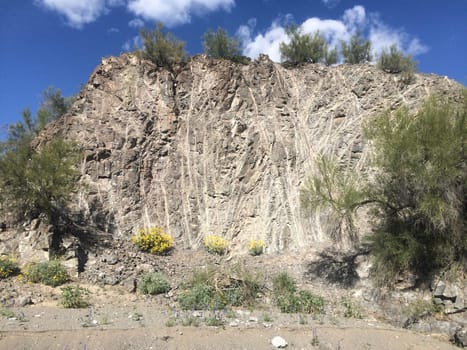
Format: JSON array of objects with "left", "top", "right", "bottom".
[
  {"left": 138, "top": 272, "right": 170, "bottom": 295},
  {"left": 178, "top": 265, "right": 263, "bottom": 310},
  {"left": 203, "top": 27, "right": 242, "bottom": 61},
  {"left": 341, "top": 31, "right": 371, "bottom": 64},
  {"left": 138, "top": 22, "right": 186, "bottom": 68},
  {"left": 248, "top": 240, "right": 264, "bottom": 256},
  {"left": 61, "top": 285, "right": 90, "bottom": 308},
  {"left": 272, "top": 272, "right": 297, "bottom": 295},
  {"left": 280, "top": 26, "right": 335, "bottom": 65},
  {"left": 272, "top": 272, "right": 324, "bottom": 314},
  {"left": 377, "top": 44, "right": 417, "bottom": 83},
  {"left": 25, "top": 260, "right": 69, "bottom": 287},
  {"left": 0, "top": 256, "right": 19, "bottom": 279}
]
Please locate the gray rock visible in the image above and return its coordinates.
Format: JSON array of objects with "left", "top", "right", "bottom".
[
  {"left": 452, "top": 327, "right": 467, "bottom": 348},
  {"left": 33, "top": 54, "right": 462, "bottom": 256},
  {"left": 433, "top": 281, "right": 446, "bottom": 297},
  {"left": 16, "top": 296, "right": 32, "bottom": 307},
  {"left": 271, "top": 336, "right": 288, "bottom": 348}
]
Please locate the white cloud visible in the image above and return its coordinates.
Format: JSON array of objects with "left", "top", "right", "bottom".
[
  {"left": 107, "top": 27, "right": 119, "bottom": 33},
  {"left": 321, "top": 0, "right": 341, "bottom": 9},
  {"left": 128, "top": 18, "right": 144, "bottom": 28},
  {"left": 369, "top": 18, "right": 429, "bottom": 57},
  {"left": 126, "top": 0, "right": 235, "bottom": 27},
  {"left": 35, "top": 0, "right": 124, "bottom": 28},
  {"left": 37, "top": 0, "right": 234, "bottom": 28},
  {"left": 238, "top": 5, "right": 428, "bottom": 62}
]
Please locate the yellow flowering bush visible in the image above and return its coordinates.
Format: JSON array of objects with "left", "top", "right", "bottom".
[
  {"left": 0, "top": 256, "right": 19, "bottom": 279},
  {"left": 204, "top": 235, "right": 228, "bottom": 255},
  {"left": 25, "top": 260, "right": 69, "bottom": 287},
  {"left": 248, "top": 240, "right": 265, "bottom": 256},
  {"left": 131, "top": 227, "right": 174, "bottom": 255}
]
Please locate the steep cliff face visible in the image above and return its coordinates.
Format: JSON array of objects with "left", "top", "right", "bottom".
[{"left": 44, "top": 53, "right": 461, "bottom": 253}]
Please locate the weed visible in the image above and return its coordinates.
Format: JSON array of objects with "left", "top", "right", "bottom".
[
  {"left": 178, "top": 265, "right": 263, "bottom": 310},
  {"left": 341, "top": 297, "right": 363, "bottom": 319},
  {"left": 25, "top": 260, "right": 69, "bottom": 287},
  {"left": 204, "top": 235, "right": 228, "bottom": 255},
  {"left": 165, "top": 317, "right": 176, "bottom": 327},
  {"left": 0, "top": 256, "right": 19, "bottom": 279},
  {"left": 311, "top": 327, "right": 319, "bottom": 347},
  {"left": 248, "top": 240, "right": 265, "bottom": 256},
  {"left": 299, "top": 313, "right": 308, "bottom": 325},
  {"left": 61, "top": 285, "right": 91, "bottom": 308},
  {"left": 205, "top": 315, "right": 225, "bottom": 327},
  {"left": 132, "top": 227, "right": 174, "bottom": 255},
  {"left": 404, "top": 299, "right": 442, "bottom": 322},
  {"left": 138, "top": 272, "right": 170, "bottom": 295},
  {"left": 262, "top": 313, "right": 273, "bottom": 322},
  {"left": 181, "top": 315, "right": 200, "bottom": 327},
  {"left": 0, "top": 308, "right": 16, "bottom": 318},
  {"left": 272, "top": 272, "right": 324, "bottom": 314}
]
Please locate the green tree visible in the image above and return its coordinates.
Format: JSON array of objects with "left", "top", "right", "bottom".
[
  {"left": 203, "top": 27, "right": 242, "bottom": 60},
  {"left": 280, "top": 26, "right": 332, "bottom": 64},
  {"left": 301, "top": 94, "right": 467, "bottom": 286},
  {"left": 341, "top": 31, "right": 372, "bottom": 64},
  {"left": 324, "top": 47, "right": 338, "bottom": 66},
  {"left": 0, "top": 88, "right": 80, "bottom": 224},
  {"left": 138, "top": 22, "right": 186, "bottom": 68}
]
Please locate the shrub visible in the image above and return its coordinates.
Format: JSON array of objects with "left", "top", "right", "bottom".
[
  {"left": 280, "top": 26, "right": 335, "bottom": 64},
  {"left": 138, "top": 272, "right": 170, "bottom": 295},
  {"left": 203, "top": 27, "right": 242, "bottom": 61},
  {"left": 178, "top": 265, "right": 263, "bottom": 310},
  {"left": 248, "top": 240, "right": 264, "bottom": 256},
  {"left": 0, "top": 256, "right": 19, "bottom": 279},
  {"left": 341, "top": 297, "right": 363, "bottom": 319},
  {"left": 138, "top": 22, "right": 186, "bottom": 68},
  {"left": 132, "top": 227, "right": 174, "bottom": 255},
  {"left": 377, "top": 44, "right": 417, "bottom": 75},
  {"left": 341, "top": 31, "right": 372, "bottom": 64},
  {"left": 61, "top": 285, "right": 90, "bottom": 308},
  {"left": 25, "top": 260, "right": 69, "bottom": 287},
  {"left": 204, "top": 235, "right": 228, "bottom": 255},
  {"left": 272, "top": 272, "right": 297, "bottom": 296},
  {"left": 272, "top": 272, "right": 324, "bottom": 314}
]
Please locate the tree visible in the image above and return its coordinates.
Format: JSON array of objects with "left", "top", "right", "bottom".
[
  {"left": 203, "top": 27, "right": 242, "bottom": 60},
  {"left": 138, "top": 22, "right": 186, "bottom": 68},
  {"left": 341, "top": 31, "right": 371, "bottom": 64},
  {"left": 377, "top": 44, "right": 417, "bottom": 83},
  {"left": 0, "top": 88, "right": 80, "bottom": 224},
  {"left": 300, "top": 94, "right": 467, "bottom": 286},
  {"left": 280, "top": 26, "right": 333, "bottom": 64},
  {"left": 324, "top": 47, "right": 338, "bottom": 66}
]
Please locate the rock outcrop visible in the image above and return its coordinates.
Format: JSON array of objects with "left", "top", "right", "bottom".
[{"left": 17, "top": 54, "right": 466, "bottom": 255}]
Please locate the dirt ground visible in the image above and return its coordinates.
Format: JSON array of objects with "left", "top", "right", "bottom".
[{"left": 0, "top": 250, "right": 461, "bottom": 349}]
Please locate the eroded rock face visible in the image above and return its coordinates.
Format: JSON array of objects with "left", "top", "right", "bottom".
[{"left": 39, "top": 53, "right": 462, "bottom": 253}]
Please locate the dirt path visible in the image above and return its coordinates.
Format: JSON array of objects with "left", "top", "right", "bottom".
[{"left": 0, "top": 325, "right": 456, "bottom": 350}]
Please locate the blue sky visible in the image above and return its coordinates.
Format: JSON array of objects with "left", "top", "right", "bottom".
[{"left": 1, "top": 0, "right": 466, "bottom": 133}]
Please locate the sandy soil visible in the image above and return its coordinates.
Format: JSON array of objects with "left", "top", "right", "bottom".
[{"left": 0, "top": 250, "right": 460, "bottom": 349}]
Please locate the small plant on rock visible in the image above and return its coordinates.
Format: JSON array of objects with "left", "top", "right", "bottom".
[
  {"left": 25, "top": 260, "right": 69, "bottom": 287},
  {"left": 0, "top": 256, "right": 19, "bottom": 279},
  {"left": 138, "top": 272, "right": 171, "bottom": 295},
  {"left": 204, "top": 235, "right": 228, "bottom": 255},
  {"left": 61, "top": 285, "right": 91, "bottom": 308},
  {"left": 132, "top": 227, "right": 174, "bottom": 255},
  {"left": 248, "top": 240, "right": 265, "bottom": 256}
]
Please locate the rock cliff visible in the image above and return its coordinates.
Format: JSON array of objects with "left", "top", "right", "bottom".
[{"left": 28, "top": 54, "right": 465, "bottom": 254}]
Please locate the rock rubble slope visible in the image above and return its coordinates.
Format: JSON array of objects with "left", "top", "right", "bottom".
[{"left": 42, "top": 53, "right": 463, "bottom": 253}]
